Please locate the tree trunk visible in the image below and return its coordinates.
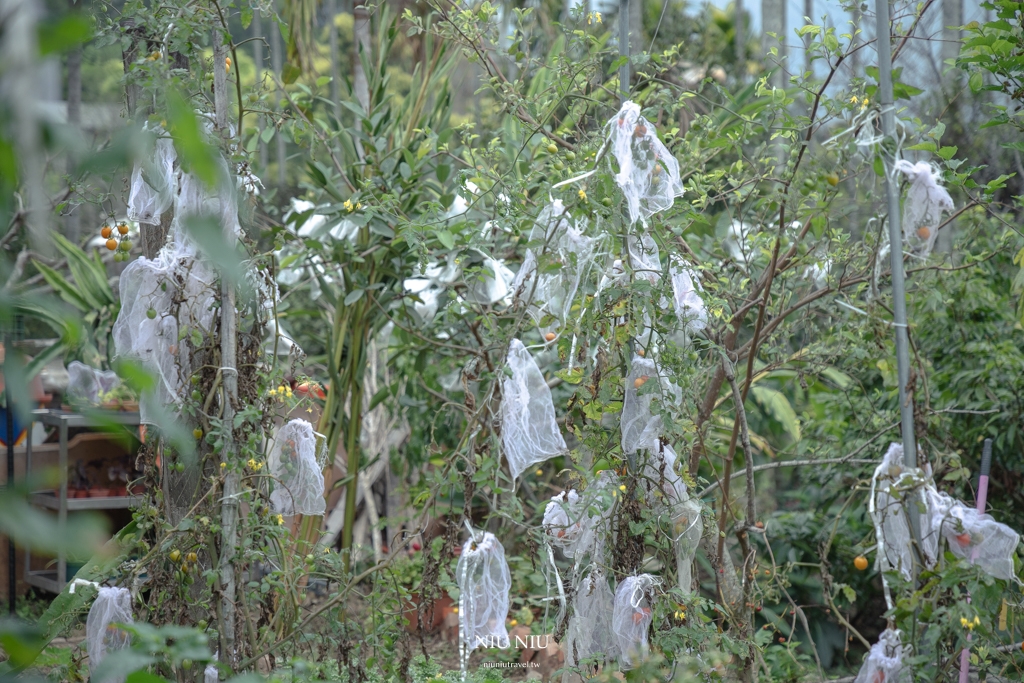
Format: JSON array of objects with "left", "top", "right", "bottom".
[
  {"left": 762, "top": 0, "right": 786, "bottom": 91},
  {"left": 253, "top": 10, "right": 268, "bottom": 172},
  {"left": 212, "top": 23, "right": 241, "bottom": 670},
  {"left": 942, "top": 0, "right": 962, "bottom": 69},
  {"left": 735, "top": 0, "right": 744, "bottom": 76},
  {"left": 327, "top": 0, "right": 341, "bottom": 121},
  {"left": 66, "top": 35, "right": 82, "bottom": 243},
  {"left": 269, "top": 4, "right": 286, "bottom": 185},
  {"left": 352, "top": 1, "right": 371, "bottom": 113}
]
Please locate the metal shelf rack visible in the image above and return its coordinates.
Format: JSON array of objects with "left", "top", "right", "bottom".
[{"left": 22, "top": 409, "right": 141, "bottom": 593}]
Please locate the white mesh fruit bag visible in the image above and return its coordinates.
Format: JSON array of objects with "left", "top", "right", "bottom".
[
  {"left": 870, "top": 442, "right": 936, "bottom": 580},
  {"left": 568, "top": 470, "right": 620, "bottom": 567},
  {"left": 668, "top": 258, "right": 707, "bottom": 335},
  {"left": 894, "top": 160, "right": 954, "bottom": 255},
  {"left": 612, "top": 574, "right": 657, "bottom": 669},
  {"left": 66, "top": 361, "right": 120, "bottom": 406},
  {"left": 268, "top": 419, "right": 326, "bottom": 516},
  {"left": 112, "top": 236, "right": 218, "bottom": 425},
  {"left": 543, "top": 489, "right": 583, "bottom": 549},
  {"left": 607, "top": 101, "right": 684, "bottom": 226},
  {"left": 853, "top": 628, "right": 911, "bottom": 683},
  {"left": 626, "top": 234, "right": 662, "bottom": 286},
  {"left": 621, "top": 355, "right": 680, "bottom": 455},
  {"left": 642, "top": 443, "right": 688, "bottom": 506},
  {"left": 457, "top": 530, "right": 512, "bottom": 670},
  {"left": 566, "top": 569, "right": 618, "bottom": 667},
  {"left": 511, "top": 201, "right": 596, "bottom": 335},
  {"left": 940, "top": 498, "right": 1020, "bottom": 581},
  {"left": 127, "top": 131, "right": 177, "bottom": 226},
  {"left": 500, "top": 339, "right": 567, "bottom": 481},
  {"left": 643, "top": 444, "right": 703, "bottom": 591},
  {"left": 86, "top": 586, "right": 133, "bottom": 681}
]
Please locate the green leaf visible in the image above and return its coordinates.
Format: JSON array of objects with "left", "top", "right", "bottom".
[
  {"left": 240, "top": 4, "right": 254, "bottom": 29},
  {"left": 436, "top": 230, "right": 455, "bottom": 249},
  {"left": 52, "top": 232, "right": 115, "bottom": 309},
  {"left": 905, "top": 141, "right": 937, "bottom": 152},
  {"left": 751, "top": 385, "right": 801, "bottom": 441},
  {"left": 873, "top": 155, "right": 884, "bottom": 177},
  {"left": 555, "top": 367, "right": 584, "bottom": 384},
  {"left": 167, "top": 90, "right": 219, "bottom": 187},
  {"left": 37, "top": 15, "right": 92, "bottom": 56},
  {"left": 436, "top": 164, "right": 450, "bottom": 183},
  {"left": 937, "top": 146, "right": 958, "bottom": 161},
  {"left": 344, "top": 289, "right": 364, "bottom": 305},
  {"left": 33, "top": 260, "right": 90, "bottom": 311},
  {"left": 281, "top": 61, "right": 302, "bottom": 85},
  {"left": 127, "top": 671, "right": 173, "bottom": 683},
  {"left": 969, "top": 71, "right": 984, "bottom": 93}
]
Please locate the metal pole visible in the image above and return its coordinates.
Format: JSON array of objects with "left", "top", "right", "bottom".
[
  {"left": 618, "top": 0, "right": 629, "bottom": 103},
  {"left": 875, "top": 0, "right": 920, "bottom": 541},
  {"left": 875, "top": 0, "right": 917, "bottom": 468}
]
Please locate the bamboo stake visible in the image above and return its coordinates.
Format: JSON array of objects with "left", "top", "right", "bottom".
[
  {"left": 874, "top": 0, "right": 921, "bottom": 556},
  {"left": 618, "top": 0, "right": 629, "bottom": 103},
  {"left": 212, "top": 24, "right": 240, "bottom": 669}
]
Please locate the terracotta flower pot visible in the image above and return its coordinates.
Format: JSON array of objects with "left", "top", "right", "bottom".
[
  {"left": 89, "top": 487, "right": 113, "bottom": 498},
  {"left": 402, "top": 592, "right": 454, "bottom": 634}
]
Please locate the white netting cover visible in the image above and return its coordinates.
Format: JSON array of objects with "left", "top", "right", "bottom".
[
  {"left": 112, "top": 235, "right": 218, "bottom": 425},
  {"left": 607, "top": 101, "right": 684, "bottom": 226},
  {"left": 643, "top": 444, "right": 703, "bottom": 592},
  {"left": 543, "top": 489, "right": 582, "bottom": 549},
  {"left": 621, "top": 355, "right": 680, "bottom": 455},
  {"left": 626, "top": 234, "right": 662, "bottom": 286},
  {"left": 114, "top": 136, "right": 246, "bottom": 426},
  {"left": 86, "top": 586, "right": 133, "bottom": 681},
  {"left": 566, "top": 569, "right": 619, "bottom": 667},
  {"left": 268, "top": 419, "right": 326, "bottom": 516},
  {"left": 668, "top": 258, "right": 707, "bottom": 335},
  {"left": 568, "top": 470, "right": 620, "bottom": 567},
  {"left": 457, "top": 531, "right": 512, "bottom": 658},
  {"left": 853, "top": 628, "right": 911, "bottom": 683},
  {"left": 927, "top": 491, "right": 1020, "bottom": 580},
  {"left": 464, "top": 255, "right": 515, "bottom": 306},
  {"left": 511, "top": 201, "right": 597, "bottom": 335},
  {"left": 894, "top": 160, "right": 954, "bottom": 255},
  {"left": 870, "top": 442, "right": 936, "bottom": 580},
  {"left": 612, "top": 574, "right": 656, "bottom": 669},
  {"left": 127, "top": 133, "right": 177, "bottom": 226},
  {"left": 66, "top": 361, "right": 120, "bottom": 406},
  {"left": 500, "top": 339, "right": 567, "bottom": 481},
  {"left": 204, "top": 663, "right": 219, "bottom": 683}
]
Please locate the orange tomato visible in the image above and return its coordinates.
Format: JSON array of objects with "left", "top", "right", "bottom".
[
  {"left": 634, "top": 375, "right": 649, "bottom": 389},
  {"left": 854, "top": 556, "right": 869, "bottom": 571},
  {"left": 955, "top": 532, "right": 972, "bottom": 547},
  {"left": 544, "top": 332, "right": 556, "bottom": 342},
  {"left": 916, "top": 226, "right": 931, "bottom": 240},
  {"left": 101, "top": 226, "right": 112, "bottom": 239},
  {"left": 105, "top": 238, "right": 118, "bottom": 251},
  {"left": 117, "top": 222, "right": 129, "bottom": 235}
]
